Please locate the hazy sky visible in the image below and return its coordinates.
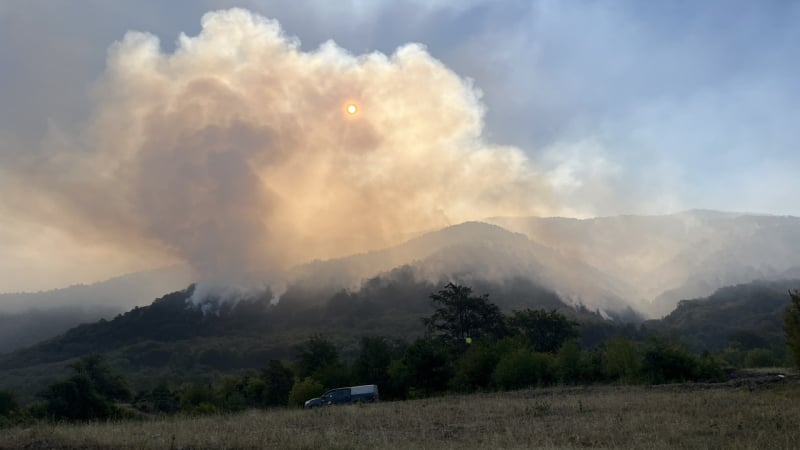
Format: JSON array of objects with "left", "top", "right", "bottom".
[{"left": 1, "top": 0, "right": 798, "bottom": 292}]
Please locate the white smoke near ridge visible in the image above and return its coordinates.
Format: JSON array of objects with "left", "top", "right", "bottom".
[{"left": 3, "top": 9, "right": 554, "bottom": 288}]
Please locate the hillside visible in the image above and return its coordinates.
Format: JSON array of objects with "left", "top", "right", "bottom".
[
  {"left": 291, "top": 221, "right": 638, "bottom": 318},
  {"left": 488, "top": 210, "right": 800, "bottom": 316},
  {"left": 0, "top": 265, "right": 579, "bottom": 400},
  {"left": 645, "top": 279, "right": 799, "bottom": 352}
]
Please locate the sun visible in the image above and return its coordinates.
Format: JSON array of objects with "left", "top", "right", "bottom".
[{"left": 345, "top": 103, "right": 358, "bottom": 115}]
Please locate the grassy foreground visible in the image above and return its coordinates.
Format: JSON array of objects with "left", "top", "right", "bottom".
[{"left": 2, "top": 382, "right": 799, "bottom": 449}]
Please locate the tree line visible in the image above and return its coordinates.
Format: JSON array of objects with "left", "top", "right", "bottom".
[{"left": 2, "top": 284, "right": 799, "bottom": 425}]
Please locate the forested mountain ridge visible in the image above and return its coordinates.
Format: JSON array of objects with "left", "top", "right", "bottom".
[{"left": 645, "top": 279, "right": 799, "bottom": 353}]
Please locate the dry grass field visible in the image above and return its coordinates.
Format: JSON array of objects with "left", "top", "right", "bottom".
[{"left": 2, "top": 381, "right": 799, "bottom": 449}]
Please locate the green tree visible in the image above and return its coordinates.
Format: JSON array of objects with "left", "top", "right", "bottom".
[
  {"left": 0, "top": 390, "right": 18, "bottom": 417},
  {"left": 261, "top": 360, "right": 295, "bottom": 407},
  {"left": 492, "top": 348, "right": 553, "bottom": 390},
  {"left": 423, "top": 283, "right": 508, "bottom": 347},
  {"left": 604, "top": 337, "right": 641, "bottom": 383},
  {"left": 509, "top": 309, "right": 578, "bottom": 353},
  {"left": 395, "top": 338, "right": 453, "bottom": 397},
  {"left": 556, "top": 340, "right": 587, "bottom": 384},
  {"left": 353, "top": 336, "right": 393, "bottom": 389},
  {"left": 640, "top": 339, "right": 697, "bottom": 384},
  {"left": 149, "top": 381, "right": 179, "bottom": 414},
  {"left": 288, "top": 378, "right": 324, "bottom": 408},
  {"left": 178, "top": 383, "right": 218, "bottom": 414},
  {"left": 40, "top": 354, "right": 131, "bottom": 421},
  {"left": 296, "top": 335, "right": 339, "bottom": 378},
  {"left": 784, "top": 290, "right": 800, "bottom": 369},
  {"left": 450, "top": 339, "right": 510, "bottom": 392}
]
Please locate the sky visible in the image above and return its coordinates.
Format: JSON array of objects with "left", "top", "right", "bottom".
[{"left": 0, "top": 0, "right": 798, "bottom": 292}]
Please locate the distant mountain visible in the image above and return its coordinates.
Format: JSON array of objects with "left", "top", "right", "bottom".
[
  {"left": 487, "top": 210, "right": 800, "bottom": 317},
  {"left": 291, "top": 222, "right": 639, "bottom": 320},
  {"left": 0, "top": 265, "right": 193, "bottom": 353},
  {"left": 3, "top": 209, "right": 797, "bottom": 356},
  {"left": 645, "top": 279, "right": 799, "bottom": 352}
]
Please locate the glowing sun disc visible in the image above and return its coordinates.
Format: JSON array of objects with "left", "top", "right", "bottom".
[{"left": 346, "top": 103, "right": 358, "bottom": 115}]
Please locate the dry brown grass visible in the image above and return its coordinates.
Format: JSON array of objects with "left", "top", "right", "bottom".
[{"left": 2, "top": 382, "right": 799, "bottom": 449}]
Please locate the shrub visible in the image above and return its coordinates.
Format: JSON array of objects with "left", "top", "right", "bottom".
[
  {"left": 784, "top": 290, "right": 800, "bottom": 369},
  {"left": 0, "top": 390, "right": 18, "bottom": 417},
  {"left": 450, "top": 341, "right": 503, "bottom": 392},
  {"left": 641, "top": 340, "right": 700, "bottom": 384},
  {"left": 603, "top": 337, "right": 641, "bottom": 383},
  {"left": 394, "top": 338, "right": 453, "bottom": 397},
  {"left": 492, "top": 348, "right": 553, "bottom": 390},
  {"left": 179, "top": 383, "right": 217, "bottom": 414},
  {"left": 556, "top": 340, "right": 587, "bottom": 384},
  {"left": 288, "top": 378, "right": 324, "bottom": 408}
]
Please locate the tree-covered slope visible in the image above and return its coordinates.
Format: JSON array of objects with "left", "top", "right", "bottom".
[{"left": 646, "top": 279, "right": 799, "bottom": 352}]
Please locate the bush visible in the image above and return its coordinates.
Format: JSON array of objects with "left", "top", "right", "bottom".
[
  {"left": 555, "top": 340, "right": 588, "bottom": 384},
  {"left": 288, "top": 378, "right": 324, "bottom": 408},
  {"left": 0, "top": 390, "right": 18, "bottom": 417},
  {"left": 492, "top": 348, "right": 553, "bottom": 390},
  {"left": 509, "top": 309, "right": 577, "bottom": 353},
  {"left": 450, "top": 341, "right": 504, "bottom": 392},
  {"left": 603, "top": 337, "right": 641, "bottom": 383},
  {"left": 784, "top": 290, "right": 800, "bottom": 369},
  {"left": 394, "top": 338, "right": 453, "bottom": 397},
  {"left": 743, "top": 348, "right": 781, "bottom": 368},
  {"left": 642, "top": 340, "right": 697, "bottom": 384},
  {"left": 179, "top": 383, "right": 217, "bottom": 414},
  {"left": 260, "top": 360, "right": 295, "bottom": 407},
  {"left": 40, "top": 355, "right": 132, "bottom": 421}
]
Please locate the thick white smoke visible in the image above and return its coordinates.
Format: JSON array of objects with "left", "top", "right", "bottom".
[{"left": 4, "top": 9, "right": 553, "bottom": 284}]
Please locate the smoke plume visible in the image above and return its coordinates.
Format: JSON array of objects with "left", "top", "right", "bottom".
[{"left": 4, "top": 9, "right": 552, "bottom": 284}]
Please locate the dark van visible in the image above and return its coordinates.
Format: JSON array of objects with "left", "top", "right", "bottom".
[{"left": 304, "top": 384, "right": 379, "bottom": 409}]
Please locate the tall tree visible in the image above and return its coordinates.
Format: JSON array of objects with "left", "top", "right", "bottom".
[
  {"left": 784, "top": 290, "right": 800, "bottom": 369},
  {"left": 423, "top": 283, "right": 508, "bottom": 346},
  {"left": 296, "top": 335, "right": 339, "bottom": 378},
  {"left": 40, "top": 354, "right": 131, "bottom": 421},
  {"left": 261, "top": 360, "right": 294, "bottom": 407},
  {"left": 508, "top": 309, "right": 578, "bottom": 353},
  {"left": 353, "top": 336, "right": 393, "bottom": 388}
]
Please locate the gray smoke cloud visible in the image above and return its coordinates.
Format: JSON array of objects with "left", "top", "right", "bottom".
[{"left": 1, "top": 9, "right": 554, "bottom": 285}]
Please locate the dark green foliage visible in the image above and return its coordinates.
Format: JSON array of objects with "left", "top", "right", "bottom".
[
  {"left": 649, "top": 280, "right": 797, "bottom": 353},
  {"left": 40, "top": 355, "right": 131, "bottom": 421},
  {"left": 149, "top": 381, "right": 179, "bottom": 413},
  {"left": 785, "top": 290, "right": 800, "bottom": 369},
  {"left": 178, "top": 383, "right": 218, "bottom": 414},
  {"left": 509, "top": 309, "right": 578, "bottom": 353},
  {"left": 423, "top": 283, "right": 508, "bottom": 347},
  {"left": 216, "top": 376, "right": 250, "bottom": 412},
  {"left": 0, "top": 390, "right": 18, "bottom": 417},
  {"left": 694, "top": 352, "right": 725, "bottom": 382},
  {"left": 641, "top": 340, "right": 696, "bottom": 384},
  {"left": 603, "top": 337, "right": 641, "bottom": 383},
  {"left": 555, "top": 340, "right": 588, "bottom": 384},
  {"left": 492, "top": 348, "right": 553, "bottom": 390},
  {"left": 296, "top": 335, "right": 339, "bottom": 378},
  {"left": 450, "top": 339, "right": 509, "bottom": 392},
  {"left": 353, "top": 336, "right": 394, "bottom": 393},
  {"left": 288, "top": 378, "right": 324, "bottom": 408},
  {"left": 640, "top": 339, "right": 723, "bottom": 384},
  {"left": 260, "top": 360, "right": 294, "bottom": 407},
  {"left": 394, "top": 338, "right": 453, "bottom": 397}
]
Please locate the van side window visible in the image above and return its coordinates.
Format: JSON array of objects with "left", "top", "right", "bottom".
[{"left": 333, "top": 389, "right": 350, "bottom": 400}]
